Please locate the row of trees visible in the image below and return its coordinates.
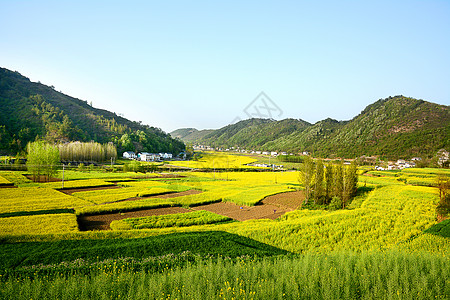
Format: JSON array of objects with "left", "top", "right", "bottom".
[
  {"left": 278, "top": 155, "right": 304, "bottom": 163},
  {"left": 299, "top": 157, "right": 358, "bottom": 208},
  {"left": 26, "top": 141, "right": 60, "bottom": 182},
  {"left": 436, "top": 174, "right": 450, "bottom": 219},
  {"left": 58, "top": 142, "right": 117, "bottom": 163}
]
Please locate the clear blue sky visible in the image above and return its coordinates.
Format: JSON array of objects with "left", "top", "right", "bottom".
[{"left": 1, "top": 0, "right": 449, "bottom": 132}]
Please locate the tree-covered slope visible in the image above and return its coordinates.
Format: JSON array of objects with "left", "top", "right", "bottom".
[
  {"left": 0, "top": 68, "right": 184, "bottom": 155},
  {"left": 170, "top": 128, "right": 214, "bottom": 143},
  {"left": 181, "top": 96, "right": 449, "bottom": 159}
]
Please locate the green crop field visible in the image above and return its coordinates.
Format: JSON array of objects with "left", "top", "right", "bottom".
[
  {"left": 110, "top": 210, "right": 232, "bottom": 230},
  {"left": 0, "top": 153, "right": 449, "bottom": 299}
]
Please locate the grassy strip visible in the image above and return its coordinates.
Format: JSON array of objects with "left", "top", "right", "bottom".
[
  {"left": 0, "top": 214, "right": 79, "bottom": 236},
  {"left": 0, "top": 251, "right": 448, "bottom": 299},
  {"left": 424, "top": 219, "right": 450, "bottom": 238},
  {"left": 110, "top": 210, "right": 232, "bottom": 230},
  {"left": 0, "top": 175, "right": 12, "bottom": 185},
  {"left": 0, "top": 231, "right": 288, "bottom": 272},
  {"left": 75, "top": 199, "right": 176, "bottom": 216},
  {"left": 0, "top": 187, "right": 91, "bottom": 214},
  {"left": 0, "top": 208, "right": 75, "bottom": 218},
  {"left": 0, "top": 171, "right": 32, "bottom": 185},
  {"left": 42, "top": 179, "right": 115, "bottom": 189}
]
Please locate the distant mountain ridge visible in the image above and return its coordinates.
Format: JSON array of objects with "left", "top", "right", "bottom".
[
  {"left": 172, "top": 96, "right": 449, "bottom": 160},
  {"left": 170, "top": 128, "right": 214, "bottom": 143},
  {"left": 0, "top": 67, "right": 185, "bottom": 155}
]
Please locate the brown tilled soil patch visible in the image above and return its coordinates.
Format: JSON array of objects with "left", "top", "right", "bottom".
[
  {"left": 77, "top": 190, "right": 304, "bottom": 230},
  {"left": 78, "top": 206, "right": 191, "bottom": 231},
  {"left": 59, "top": 185, "right": 121, "bottom": 195},
  {"left": 191, "top": 201, "right": 292, "bottom": 222},
  {"left": 262, "top": 191, "right": 305, "bottom": 210}
]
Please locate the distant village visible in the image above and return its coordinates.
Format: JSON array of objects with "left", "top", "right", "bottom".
[
  {"left": 122, "top": 151, "right": 184, "bottom": 162},
  {"left": 191, "top": 145, "right": 450, "bottom": 170}
]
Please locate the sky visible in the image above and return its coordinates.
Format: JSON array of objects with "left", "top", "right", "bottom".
[{"left": 1, "top": 0, "right": 449, "bottom": 133}]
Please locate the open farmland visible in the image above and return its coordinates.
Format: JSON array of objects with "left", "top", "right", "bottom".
[{"left": 0, "top": 152, "right": 449, "bottom": 299}]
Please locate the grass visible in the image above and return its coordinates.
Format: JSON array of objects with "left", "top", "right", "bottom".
[
  {"left": 0, "top": 213, "right": 78, "bottom": 236},
  {"left": 0, "top": 231, "right": 289, "bottom": 272},
  {"left": 0, "top": 164, "right": 449, "bottom": 299},
  {"left": 75, "top": 198, "right": 175, "bottom": 215},
  {"left": 42, "top": 179, "right": 115, "bottom": 189},
  {"left": 0, "top": 251, "right": 448, "bottom": 299},
  {"left": 0, "top": 187, "right": 91, "bottom": 215},
  {"left": 0, "top": 175, "right": 12, "bottom": 185},
  {"left": 168, "top": 152, "right": 258, "bottom": 169},
  {"left": 110, "top": 210, "right": 233, "bottom": 230}
]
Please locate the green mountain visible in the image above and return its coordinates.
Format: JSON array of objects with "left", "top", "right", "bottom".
[
  {"left": 176, "top": 96, "right": 449, "bottom": 160},
  {"left": 0, "top": 68, "right": 185, "bottom": 155},
  {"left": 170, "top": 128, "right": 214, "bottom": 143}
]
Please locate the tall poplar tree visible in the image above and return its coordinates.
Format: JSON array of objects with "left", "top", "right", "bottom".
[
  {"left": 27, "top": 141, "right": 60, "bottom": 182},
  {"left": 313, "top": 159, "right": 325, "bottom": 204},
  {"left": 299, "top": 156, "right": 315, "bottom": 203}
]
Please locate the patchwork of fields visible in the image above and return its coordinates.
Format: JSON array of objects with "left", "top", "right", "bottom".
[{"left": 0, "top": 155, "right": 449, "bottom": 299}]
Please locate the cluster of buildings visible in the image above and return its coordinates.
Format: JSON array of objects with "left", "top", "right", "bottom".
[
  {"left": 122, "top": 151, "right": 173, "bottom": 162},
  {"left": 375, "top": 158, "right": 419, "bottom": 170},
  {"left": 193, "top": 145, "right": 305, "bottom": 157}
]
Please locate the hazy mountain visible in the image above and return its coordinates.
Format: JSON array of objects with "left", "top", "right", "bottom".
[
  {"left": 174, "top": 96, "right": 449, "bottom": 160},
  {"left": 0, "top": 67, "right": 185, "bottom": 155}
]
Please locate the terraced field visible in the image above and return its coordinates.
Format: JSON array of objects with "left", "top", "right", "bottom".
[{"left": 0, "top": 153, "right": 448, "bottom": 299}]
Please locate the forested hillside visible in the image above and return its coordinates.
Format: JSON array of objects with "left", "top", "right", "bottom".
[
  {"left": 0, "top": 68, "right": 184, "bottom": 155},
  {"left": 170, "top": 128, "right": 214, "bottom": 143},
  {"left": 175, "top": 96, "right": 449, "bottom": 160}
]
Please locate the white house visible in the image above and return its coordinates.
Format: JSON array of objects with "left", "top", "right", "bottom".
[
  {"left": 271, "top": 151, "right": 278, "bottom": 156},
  {"left": 123, "top": 151, "right": 136, "bottom": 159},
  {"left": 139, "top": 152, "right": 154, "bottom": 162},
  {"left": 159, "top": 153, "right": 173, "bottom": 160},
  {"left": 262, "top": 151, "right": 269, "bottom": 155}
]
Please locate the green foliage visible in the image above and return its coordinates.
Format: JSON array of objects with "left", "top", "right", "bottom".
[
  {"left": 0, "top": 68, "right": 185, "bottom": 155},
  {"left": 277, "top": 155, "right": 304, "bottom": 163},
  {"left": 183, "top": 96, "right": 449, "bottom": 160},
  {"left": 298, "top": 156, "right": 314, "bottom": 201},
  {"left": 58, "top": 141, "right": 117, "bottom": 162},
  {"left": 110, "top": 211, "right": 232, "bottom": 230},
  {"left": 0, "top": 231, "right": 288, "bottom": 272},
  {"left": 329, "top": 196, "right": 342, "bottom": 210},
  {"left": 1, "top": 252, "right": 448, "bottom": 299},
  {"left": 26, "top": 141, "right": 60, "bottom": 182}
]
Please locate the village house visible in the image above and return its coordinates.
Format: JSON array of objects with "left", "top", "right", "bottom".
[
  {"left": 122, "top": 151, "right": 136, "bottom": 159},
  {"left": 139, "top": 152, "right": 156, "bottom": 162}
]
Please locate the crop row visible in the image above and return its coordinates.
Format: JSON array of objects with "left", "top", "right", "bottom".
[
  {"left": 0, "top": 175, "right": 12, "bottom": 185},
  {"left": 110, "top": 210, "right": 232, "bottom": 230},
  {"left": 1, "top": 251, "right": 448, "bottom": 299},
  {"left": 0, "top": 171, "right": 32, "bottom": 185},
  {"left": 0, "top": 187, "right": 91, "bottom": 215},
  {"left": 42, "top": 179, "right": 115, "bottom": 189},
  {"left": 0, "top": 213, "right": 78, "bottom": 236}
]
